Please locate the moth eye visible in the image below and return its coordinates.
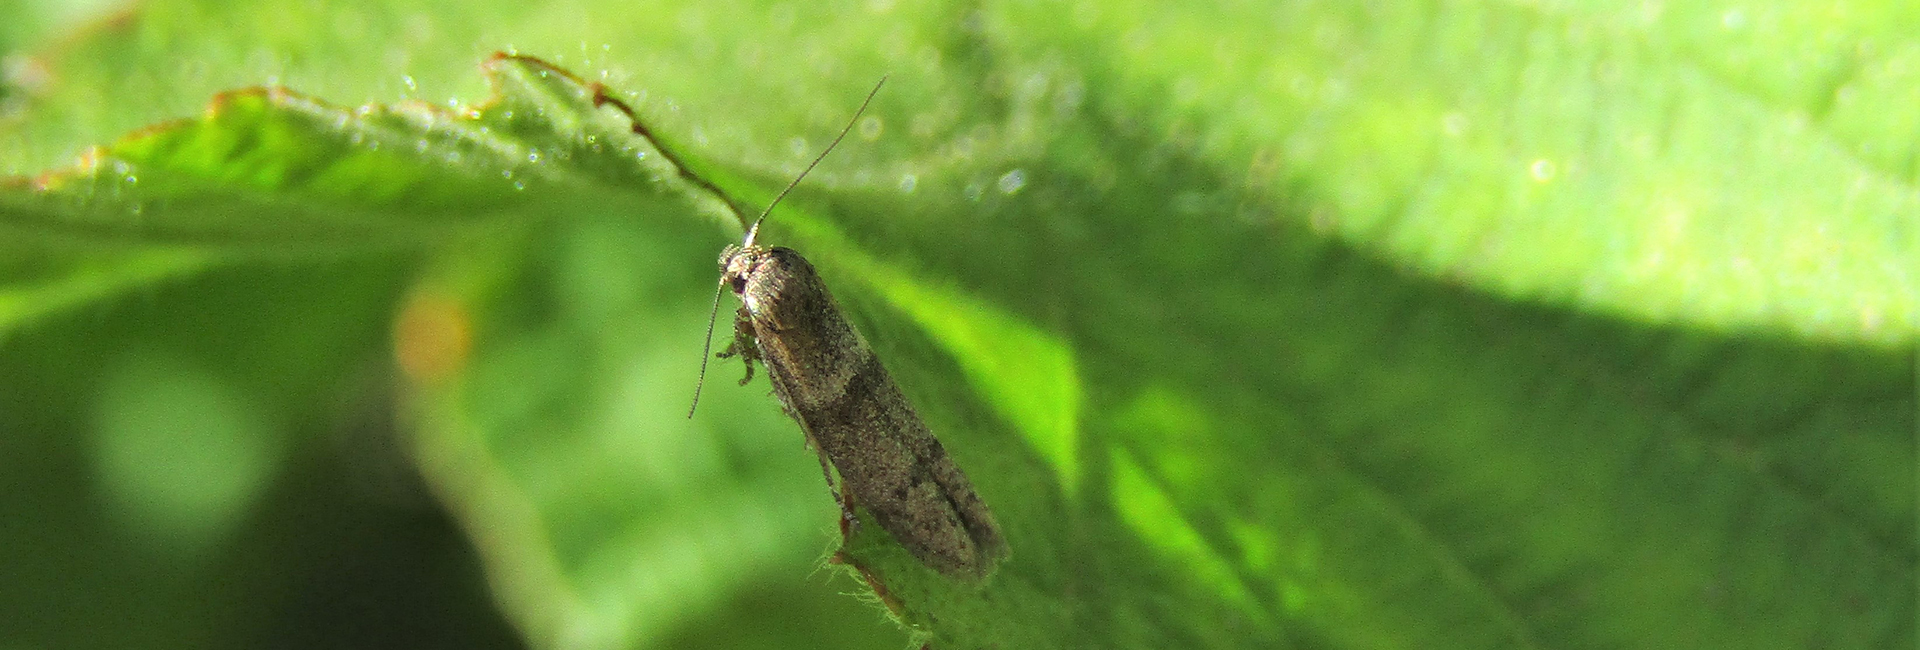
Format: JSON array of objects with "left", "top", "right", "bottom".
[{"left": 729, "top": 275, "right": 748, "bottom": 293}]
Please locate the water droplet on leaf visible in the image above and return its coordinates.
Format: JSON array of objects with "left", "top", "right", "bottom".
[{"left": 997, "top": 169, "right": 1026, "bottom": 194}]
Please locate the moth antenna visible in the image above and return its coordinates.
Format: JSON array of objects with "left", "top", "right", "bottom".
[
  {"left": 694, "top": 76, "right": 886, "bottom": 418},
  {"left": 687, "top": 280, "right": 728, "bottom": 418},
  {"left": 742, "top": 76, "right": 887, "bottom": 248}
]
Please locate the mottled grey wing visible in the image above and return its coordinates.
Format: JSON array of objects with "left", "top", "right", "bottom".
[{"left": 743, "top": 248, "right": 1005, "bottom": 578}]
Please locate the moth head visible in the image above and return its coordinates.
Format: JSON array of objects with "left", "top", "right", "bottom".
[
  {"left": 720, "top": 245, "right": 761, "bottom": 295},
  {"left": 688, "top": 77, "right": 886, "bottom": 420}
]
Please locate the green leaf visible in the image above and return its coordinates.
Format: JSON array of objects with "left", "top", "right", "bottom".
[
  {"left": 0, "top": 54, "right": 734, "bottom": 245},
  {"left": 989, "top": 0, "right": 1918, "bottom": 346},
  {"left": 1, "top": 1, "right": 1912, "bottom": 649},
  {"left": 0, "top": 245, "right": 209, "bottom": 333}
]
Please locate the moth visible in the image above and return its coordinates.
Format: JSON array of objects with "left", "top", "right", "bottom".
[{"left": 686, "top": 80, "right": 1008, "bottom": 580}]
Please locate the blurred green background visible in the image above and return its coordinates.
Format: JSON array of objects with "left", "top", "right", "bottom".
[{"left": 0, "top": 1, "right": 1913, "bottom": 649}]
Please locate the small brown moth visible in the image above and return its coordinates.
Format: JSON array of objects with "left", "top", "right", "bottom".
[{"left": 687, "top": 80, "right": 1008, "bottom": 580}]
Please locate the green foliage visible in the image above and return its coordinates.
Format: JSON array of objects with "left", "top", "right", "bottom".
[{"left": 0, "top": 1, "right": 1912, "bottom": 649}]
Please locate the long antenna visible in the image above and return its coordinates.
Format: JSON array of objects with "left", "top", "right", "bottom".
[
  {"left": 743, "top": 76, "right": 888, "bottom": 248},
  {"left": 687, "top": 281, "right": 728, "bottom": 418},
  {"left": 689, "top": 76, "right": 888, "bottom": 418}
]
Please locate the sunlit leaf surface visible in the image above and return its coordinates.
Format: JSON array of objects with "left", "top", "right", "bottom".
[{"left": 0, "top": 1, "right": 1911, "bottom": 649}]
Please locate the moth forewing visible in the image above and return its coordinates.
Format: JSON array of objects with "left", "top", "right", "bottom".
[
  {"left": 719, "top": 245, "right": 1007, "bottom": 579},
  {"left": 686, "top": 78, "right": 1004, "bottom": 579}
]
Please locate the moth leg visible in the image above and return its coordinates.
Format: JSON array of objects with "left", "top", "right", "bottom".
[
  {"left": 836, "top": 499, "right": 860, "bottom": 540},
  {"left": 715, "top": 308, "right": 760, "bottom": 385},
  {"left": 797, "top": 428, "right": 858, "bottom": 539},
  {"left": 815, "top": 451, "right": 860, "bottom": 539}
]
